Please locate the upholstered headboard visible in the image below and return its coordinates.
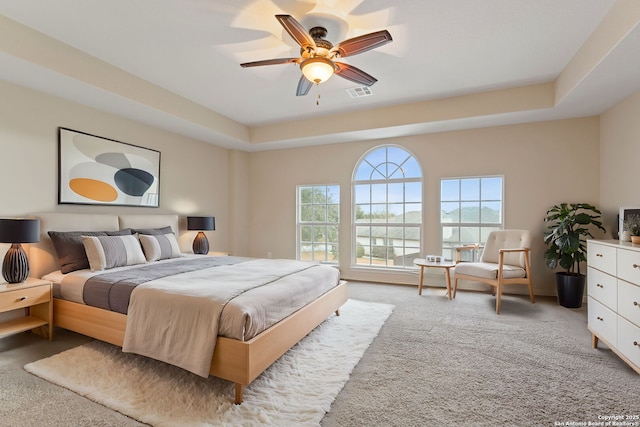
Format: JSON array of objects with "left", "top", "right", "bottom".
[
  {"left": 118, "top": 214, "right": 179, "bottom": 234},
  {"left": 29, "top": 213, "right": 180, "bottom": 279}
]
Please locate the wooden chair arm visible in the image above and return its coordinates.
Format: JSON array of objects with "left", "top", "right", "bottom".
[
  {"left": 455, "top": 244, "right": 479, "bottom": 263},
  {"left": 498, "top": 248, "right": 531, "bottom": 254},
  {"left": 497, "top": 247, "right": 532, "bottom": 277}
]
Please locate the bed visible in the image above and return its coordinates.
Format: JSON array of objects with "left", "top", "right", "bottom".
[{"left": 28, "top": 213, "right": 347, "bottom": 404}]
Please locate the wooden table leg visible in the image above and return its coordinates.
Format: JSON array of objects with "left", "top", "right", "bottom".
[
  {"left": 418, "top": 265, "right": 424, "bottom": 295},
  {"left": 444, "top": 267, "right": 452, "bottom": 300}
]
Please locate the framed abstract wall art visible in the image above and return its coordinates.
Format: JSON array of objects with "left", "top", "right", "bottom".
[{"left": 58, "top": 127, "right": 161, "bottom": 207}]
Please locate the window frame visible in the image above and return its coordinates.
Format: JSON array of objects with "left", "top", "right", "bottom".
[
  {"left": 440, "top": 175, "right": 504, "bottom": 261},
  {"left": 296, "top": 184, "right": 340, "bottom": 264},
  {"left": 351, "top": 145, "right": 423, "bottom": 269}
]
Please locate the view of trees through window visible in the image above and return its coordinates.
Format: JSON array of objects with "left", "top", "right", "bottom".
[
  {"left": 353, "top": 146, "right": 422, "bottom": 268},
  {"left": 440, "top": 176, "right": 503, "bottom": 261},
  {"left": 297, "top": 185, "right": 339, "bottom": 263}
]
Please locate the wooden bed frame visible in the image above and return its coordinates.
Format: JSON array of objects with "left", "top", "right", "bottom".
[
  {"left": 29, "top": 213, "right": 348, "bottom": 404},
  {"left": 53, "top": 281, "right": 347, "bottom": 403}
]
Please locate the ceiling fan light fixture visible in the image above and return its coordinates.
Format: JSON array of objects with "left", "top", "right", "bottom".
[{"left": 300, "top": 57, "right": 335, "bottom": 84}]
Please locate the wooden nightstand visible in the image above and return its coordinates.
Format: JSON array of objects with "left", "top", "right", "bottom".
[{"left": 0, "top": 278, "right": 53, "bottom": 341}]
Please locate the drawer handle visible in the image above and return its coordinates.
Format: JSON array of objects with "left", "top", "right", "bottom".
[
  {"left": 18, "top": 296, "right": 28, "bottom": 302},
  {"left": 597, "top": 316, "right": 603, "bottom": 321},
  {"left": 596, "top": 283, "right": 603, "bottom": 288},
  {"left": 596, "top": 253, "right": 603, "bottom": 257}
]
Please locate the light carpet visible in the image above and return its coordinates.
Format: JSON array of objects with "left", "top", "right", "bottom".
[{"left": 24, "top": 298, "right": 393, "bottom": 427}]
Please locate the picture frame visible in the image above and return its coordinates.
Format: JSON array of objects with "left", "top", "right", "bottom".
[
  {"left": 619, "top": 206, "right": 640, "bottom": 234},
  {"left": 58, "top": 127, "right": 161, "bottom": 207}
]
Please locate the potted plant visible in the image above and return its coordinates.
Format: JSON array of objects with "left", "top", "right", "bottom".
[{"left": 544, "top": 203, "right": 606, "bottom": 308}]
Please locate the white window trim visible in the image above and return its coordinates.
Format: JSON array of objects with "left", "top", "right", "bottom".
[
  {"left": 440, "top": 175, "right": 504, "bottom": 260},
  {"left": 351, "top": 145, "right": 423, "bottom": 269},
  {"left": 296, "top": 184, "right": 340, "bottom": 264}
]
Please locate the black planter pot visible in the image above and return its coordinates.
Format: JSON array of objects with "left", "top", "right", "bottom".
[{"left": 556, "top": 272, "right": 586, "bottom": 308}]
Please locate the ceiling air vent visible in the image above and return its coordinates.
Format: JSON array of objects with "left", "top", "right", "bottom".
[{"left": 347, "top": 86, "right": 373, "bottom": 98}]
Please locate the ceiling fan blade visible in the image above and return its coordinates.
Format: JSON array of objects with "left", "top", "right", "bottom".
[
  {"left": 296, "top": 75, "right": 313, "bottom": 96},
  {"left": 331, "top": 30, "right": 392, "bottom": 58},
  {"left": 240, "top": 58, "right": 299, "bottom": 68},
  {"left": 334, "top": 62, "right": 378, "bottom": 86},
  {"left": 276, "top": 15, "right": 317, "bottom": 52}
]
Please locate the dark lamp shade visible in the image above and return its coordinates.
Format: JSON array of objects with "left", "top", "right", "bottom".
[
  {"left": 187, "top": 216, "right": 215, "bottom": 231},
  {"left": 0, "top": 218, "right": 40, "bottom": 243},
  {"left": 0, "top": 218, "right": 39, "bottom": 283}
]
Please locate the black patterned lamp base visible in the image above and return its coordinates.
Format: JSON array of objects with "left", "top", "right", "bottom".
[
  {"left": 192, "top": 232, "right": 210, "bottom": 255},
  {"left": 2, "top": 243, "right": 30, "bottom": 283}
]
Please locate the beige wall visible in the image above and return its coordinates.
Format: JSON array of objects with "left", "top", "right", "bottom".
[
  {"left": 0, "top": 80, "right": 234, "bottom": 255},
  {"left": 228, "top": 149, "right": 250, "bottom": 256},
  {"left": 248, "top": 117, "right": 601, "bottom": 296},
  {"left": 1, "top": 77, "right": 627, "bottom": 299},
  {"left": 600, "top": 89, "right": 640, "bottom": 233}
]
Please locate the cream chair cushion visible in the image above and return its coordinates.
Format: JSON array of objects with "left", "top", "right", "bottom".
[{"left": 454, "top": 262, "right": 526, "bottom": 279}]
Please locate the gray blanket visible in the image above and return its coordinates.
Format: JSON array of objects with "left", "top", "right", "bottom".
[
  {"left": 83, "top": 256, "right": 249, "bottom": 313},
  {"left": 122, "top": 258, "right": 320, "bottom": 377}
]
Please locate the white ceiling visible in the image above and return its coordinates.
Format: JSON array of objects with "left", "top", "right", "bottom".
[{"left": 1, "top": 0, "right": 638, "bottom": 151}]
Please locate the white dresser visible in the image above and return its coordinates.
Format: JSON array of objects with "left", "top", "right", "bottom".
[{"left": 587, "top": 240, "right": 640, "bottom": 374}]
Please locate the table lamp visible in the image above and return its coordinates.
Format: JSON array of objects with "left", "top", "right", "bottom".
[
  {"left": 187, "top": 216, "right": 215, "bottom": 255},
  {"left": 0, "top": 218, "right": 40, "bottom": 283}
]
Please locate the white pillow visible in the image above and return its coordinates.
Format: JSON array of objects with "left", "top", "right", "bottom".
[
  {"left": 138, "top": 233, "right": 181, "bottom": 261},
  {"left": 82, "top": 235, "right": 147, "bottom": 271}
]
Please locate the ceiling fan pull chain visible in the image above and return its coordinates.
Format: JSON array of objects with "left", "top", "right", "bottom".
[{"left": 317, "top": 93, "right": 321, "bottom": 106}]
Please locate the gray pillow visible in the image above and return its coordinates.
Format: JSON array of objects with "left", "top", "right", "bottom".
[
  {"left": 48, "top": 229, "right": 133, "bottom": 274},
  {"left": 82, "top": 235, "right": 147, "bottom": 271},
  {"left": 138, "top": 233, "right": 182, "bottom": 261},
  {"left": 132, "top": 226, "right": 173, "bottom": 235}
]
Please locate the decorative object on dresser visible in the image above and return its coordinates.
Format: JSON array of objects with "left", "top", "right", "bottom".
[
  {"left": 619, "top": 206, "right": 640, "bottom": 242},
  {"left": 623, "top": 213, "right": 640, "bottom": 244},
  {"left": 543, "top": 203, "right": 606, "bottom": 308},
  {"left": 587, "top": 240, "right": 640, "bottom": 374},
  {"left": 58, "top": 127, "right": 161, "bottom": 207},
  {"left": 187, "top": 216, "right": 215, "bottom": 255},
  {"left": 0, "top": 218, "right": 40, "bottom": 283}
]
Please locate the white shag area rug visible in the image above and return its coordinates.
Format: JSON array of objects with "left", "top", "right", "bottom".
[{"left": 24, "top": 299, "right": 393, "bottom": 427}]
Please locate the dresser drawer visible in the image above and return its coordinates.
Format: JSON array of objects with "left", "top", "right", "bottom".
[
  {"left": 618, "top": 316, "right": 640, "bottom": 368},
  {"left": 587, "top": 267, "right": 617, "bottom": 310},
  {"left": 618, "top": 279, "right": 640, "bottom": 327},
  {"left": 0, "top": 285, "right": 50, "bottom": 312},
  {"left": 588, "top": 242, "right": 616, "bottom": 275},
  {"left": 617, "top": 248, "right": 640, "bottom": 286},
  {"left": 588, "top": 297, "right": 617, "bottom": 346}
]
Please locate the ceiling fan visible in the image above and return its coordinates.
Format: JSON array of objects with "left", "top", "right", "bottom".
[{"left": 240, "top": 14, "right": 392, "bottom": 96}]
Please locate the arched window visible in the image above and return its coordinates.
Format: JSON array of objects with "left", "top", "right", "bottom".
[{"left": 352, "top": 145, "right": 422, "bottom": 268}]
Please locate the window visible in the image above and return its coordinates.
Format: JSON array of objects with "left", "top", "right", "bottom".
[
  {"left": 297, "top": 185, "right": 339, "bottom": 263},
  {"left": 440, "top": 176, "right": 503, "bottom": 261},
  {"left": 353, "top": 145, "right": 422, "bottom": 268}
]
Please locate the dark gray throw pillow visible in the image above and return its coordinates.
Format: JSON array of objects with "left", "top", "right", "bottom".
[
  {"left": 48, "top": 229, "right": 133, "bottom": 274},
  {"left": 132, "top": 226, "right": 173, "bottom": 235}
]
